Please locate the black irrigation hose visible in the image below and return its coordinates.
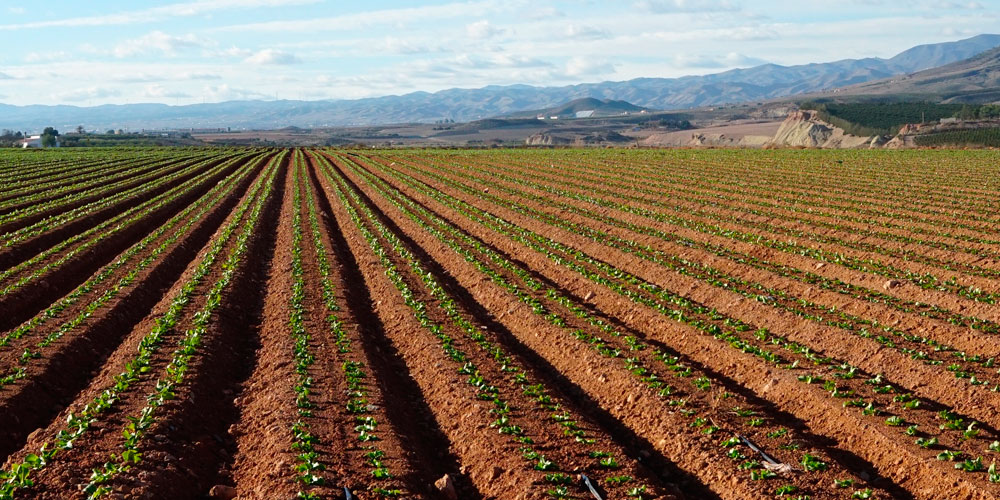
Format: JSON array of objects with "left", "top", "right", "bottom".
[{"left": 580, "top": 474, "right": 604, "bottom": 500}]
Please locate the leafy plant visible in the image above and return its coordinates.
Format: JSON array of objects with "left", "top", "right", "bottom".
[{"left": 800, "top": 453, "right": 829, "bottom": 472}]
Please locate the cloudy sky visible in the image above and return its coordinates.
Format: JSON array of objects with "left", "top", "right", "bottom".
[{"left": 0, "top": 0, "right": 996, "bottom": 106}]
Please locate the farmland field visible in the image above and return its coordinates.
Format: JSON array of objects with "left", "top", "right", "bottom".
[{"left": 1, "top": 147, "right": 1000, "bottom": 499}]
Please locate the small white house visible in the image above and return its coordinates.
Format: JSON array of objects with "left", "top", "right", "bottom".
[{"left": 20, "top": 135, "right": 58, "bottom": 148}]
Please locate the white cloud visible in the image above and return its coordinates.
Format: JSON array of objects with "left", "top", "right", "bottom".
[
  {"left": 0, "top": 72, "right": 14, "bottom": 80},
  {"left": 634, "top": 0, "right": 739, "bottom": 13},
  {"left": 212, "top": 1, "right": 506, "bottom": 32},
  {"left": 0, "top": 0, "right": 322, "bottom": 30},
  {"left": 56, "top": 87, "right": 122, "bottom": 102},
  {"left": 111, "top": 73, "right": 165, "bottom": 83},
  {"left": 182, "top": 72, "right": 223, "bottom": 80},
  {"left": 218, "top": 46, "right": 254, "bottom": 58},
  {"left": 142, "top": 84, "right": 192, "bottom": 99},
  {"left": 525, "top": 7, "right": 565, "bottom": 20},
  {"left": 466, "top": 20, "right": 501, "bottom": 39},
  {"left": 564, "top": 56, "right": 615, "bottom": 78},
  {"left": 111, "top": 71, "right": 223, "bottom": 83},
  {"left": 7, "top": 7, "right": 25, "bottom": 14},
  {"left": 24, "top": 51, "right": 72, "bottom": 63},
  {"left": 564, "top": 24, "right": 610, "bottom": 40},
  {"left": 667, "top": 52, "right": 766, "bottom": 69},
  {"left": 115, "top": 31, "right": 206, "bottom": 58},
  {"left": 936, "top": 1, "right": 985, "bottom": 9},
  {"left": 204, "top": 84, "right": 272, "bottom": 101},
  {"left": 377, "top": 37, "right": 434, "bottom": 55},
  {"left": 244, "top": 49, "right": 301, "bottom": 65}
]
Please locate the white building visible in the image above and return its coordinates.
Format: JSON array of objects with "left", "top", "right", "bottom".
[
  {"left": 19, "top": 135, "right": 58, "bottom": 148},
  {"left": 20, "top": 135, "right": 42, "bottom": 148}
]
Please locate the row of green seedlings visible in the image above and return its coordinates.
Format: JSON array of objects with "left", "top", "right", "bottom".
[
  {"left": 365, "top": 156, "right": 998, "bottom": 491},
  {"left": 393, "top": 157, "right": 1000, "bottom": 466},
  {"left": 0, "top": 149, "right": 176, "bottom": 185},
  {"left": 317, "top": 154, "right": 649, "bottom": 500},
  {"left": 0, "top": 154, "right": 212, "bottom": 239},
  {"left": 423, "top": 153, "right": 1000, "bottom": 304},
  {"left": 651, "top": 152, "right": 1000, "bottom": 235},
  {"left": 301, "top": 153, "right": 401, "bottom": 496},
  {"left": 429, "top": 153, "right": 1000, "bottom": 345},
  {"left": 0, "top": 152, "right": 283, "bottom": 500},
  {"left": 82, "top": 152, "right": 284, "bottom": 498},
  {"left": 0, "top": 153, "right": 169, "bottom": 203},
  {"left": 0, "top": 152, "right": 237, "bottom": 247},
  {"left": 0, "top": 152, "right": 170, "bottom": 199},
  {"left": 0, "top": 154, "right": 116, "bottom": 184},
  {"left": 0, "top": 152, "right": 238, "bottom": 249},
  {"left": 409, "top": 158, "right": 1000, "bottom": 392},
  {"left": 337, "top": 155, "right": 672, "bottom": 498},
  {"left": 553, "top": 153, "right": 1000, "bottom": 279},
  {"left": 502, "top": 151, "right": 1000, "bottom": 258},
  {"left": 0, "top": 154, "right": 266, "bottom": 388},
  {"left": 338, "top": 153, "right": 865, "bottom": 499},
  {"left": 338, "top": 156, "right": 675, "bottom": 499},
  {"left": 528, "top": 149, "right": 1000, "bottom": 237},
  {"left": 435, "top": 151, "right": 991, "bottom": 303},
  {"left": 398, "top": 152, "right": 998, "bottom": 341},
  {"left": 0, "top": 153, "right": 254, "bottom": 299},
  {"left": 288, "top": 154, "right": 330, "bottom": 499},
  {"left": 0, "top": 155, "right": 202, "bottom": 227},
  {"left": 0, "top": 153, "right": 198, "bottom": 216},
  {"left": 352, "top": 154, "right": 888, "bottom": 498}
]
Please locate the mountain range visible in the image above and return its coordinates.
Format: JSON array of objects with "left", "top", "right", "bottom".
[{"left": 2, "top": 34, "right": 999, "bottom": 131}]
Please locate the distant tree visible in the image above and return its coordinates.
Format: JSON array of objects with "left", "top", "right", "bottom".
[
  {"left": 106, "top": 129, "right": 115, "bottom": 135},
  {"left": 979, "top": 104, "right": 1000, "bottom": 119},
  {"left": 957, "top": 105, "right": 977, "bottom": 120},
  {"left": 76, "top": 125, "right": 85, "bottom": 134},
  {"left": 41, "top": 127, "right": 60, "bottom": 147}
]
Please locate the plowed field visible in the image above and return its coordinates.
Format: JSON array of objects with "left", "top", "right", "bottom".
[{"left": 1, "top": 147, "right": 998, "bottom": 500}]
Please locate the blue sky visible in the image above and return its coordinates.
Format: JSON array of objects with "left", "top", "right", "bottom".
[{"left": 0, "top": 0, "right": 997, "bottom": 106}]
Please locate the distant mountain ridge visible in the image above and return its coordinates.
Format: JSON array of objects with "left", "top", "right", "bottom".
[{"left": 2, "top": 34, "right": 999, "bottom": 130}]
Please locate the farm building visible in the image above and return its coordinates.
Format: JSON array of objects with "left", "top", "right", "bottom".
[{"left": 19, "top": 135, "right": 58, "bottom": 148}]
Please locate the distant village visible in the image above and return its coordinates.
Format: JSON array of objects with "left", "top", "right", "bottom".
[{"left": 0, "top": 127, "right": 215, "bottom": 148}]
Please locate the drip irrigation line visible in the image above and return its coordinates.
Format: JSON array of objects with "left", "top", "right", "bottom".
[
  {"left": 738, "top": 433, "right": 779, "bottom": 464},
  {"left": 580, "top": 474, "right": 605, "bottom": 500}
]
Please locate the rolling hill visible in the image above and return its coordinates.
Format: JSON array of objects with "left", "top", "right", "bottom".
[{"left": 503, "top": 98, "right": 648, "bottom": 119}]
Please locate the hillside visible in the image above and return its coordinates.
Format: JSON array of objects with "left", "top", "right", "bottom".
[
  {"left": 813, "top": 45, "right": 1000, "bottom": 102},
  {"left": 503, "top": 98, "right": 648, "bottom": 119}
]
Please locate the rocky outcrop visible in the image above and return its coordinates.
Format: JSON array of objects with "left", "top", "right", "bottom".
[
  {"left": 768, "top": 110, "right": 876, "bottom": 149},
  {"left": 526, "top": 131, "right": 633, "bottom": 146},
  {"left": 525, "top": 133, "right": 571, "bottom": 146},
  {"left": 688, "top": 133, "right": 772, "bottom": 148}
]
